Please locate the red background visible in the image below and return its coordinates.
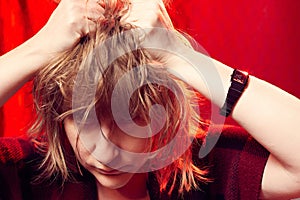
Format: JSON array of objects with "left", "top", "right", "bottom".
[{"left": 0, "top": 0, "right": 299, "bottom": 137}]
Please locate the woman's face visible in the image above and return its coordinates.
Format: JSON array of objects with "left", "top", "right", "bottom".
[{"left": 64, "top": 116, "right": 149, "bottom": 189}]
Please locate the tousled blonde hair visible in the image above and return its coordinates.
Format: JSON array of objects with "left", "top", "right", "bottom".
[{"left": 30, "top": 0, "right": 209, "bottom": 195}]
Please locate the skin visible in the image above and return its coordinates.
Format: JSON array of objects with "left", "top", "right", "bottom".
[
  {"left": 155, "top": 45, "right": 300, "bottom": 199},
  {"left": 0, "top": 0, "right": 104, "bottom": 106},
  {"left": 0, "top": 0, "right": 300, "bottom": 199},
  {"left": 64, "top": 116, "right": 150, "bottom": 200}
]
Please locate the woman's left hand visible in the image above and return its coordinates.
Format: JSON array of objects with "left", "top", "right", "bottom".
[
  {"left": 121, "top": 0, "right": 173, "bottom": 29},
  {"left": 36, "top": 0, "right": 105, "bottom": 54}
]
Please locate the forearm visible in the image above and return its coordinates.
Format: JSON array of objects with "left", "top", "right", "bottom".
[
  {"left": 0, "top": 0, "right": 104, "bottom": 107},
  {"left": 213, "top": 59, "right": 300, "bottom": 173},
  {"left": 233, "top": 73, "right": 300, "bottom": 171},
  {"left": 0, "top": 34, "right": 53, "bottom": 106},
  {"left": 139, "top": 3, "right": 300, "bottom": 196},
  {"left": 170, "top": 50, "right": 300, "bottom": 170}
]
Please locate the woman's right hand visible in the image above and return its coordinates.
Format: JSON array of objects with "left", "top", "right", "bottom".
[
  {"left": 122, "top": 0, "right": 173, "bottom": 29},
  {"left": 34, "top": 0, "right": 104, "bottom": 55},
  {"left": 0, "top": 0, "right": 104, "bottom": 106}
]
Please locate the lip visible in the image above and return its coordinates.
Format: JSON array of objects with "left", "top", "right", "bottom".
[{"left": 95, "top": 168, "right": 125, "bottom": 176}]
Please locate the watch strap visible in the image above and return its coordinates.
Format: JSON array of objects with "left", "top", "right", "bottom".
[{"left": 220, "top": 69, "right": 249, "bottom": 117}]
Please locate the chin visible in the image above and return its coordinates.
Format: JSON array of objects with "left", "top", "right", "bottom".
[{"left": 93, "top": 172, "right": 134, "bottom": 189}]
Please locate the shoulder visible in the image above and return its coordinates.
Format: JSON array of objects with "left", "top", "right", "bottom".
[
  {"left": 194, "top": 125, "right": 270, "bottom": 199},
  {"left": 207, "top": 125, "right": 270, "bottom": 181},
  {"left": 0, "top": 137, "right": 97, "bottom": 199},
  {"left": 194, "top": 124, "right": 270, "bottom": 164},
  {"left": 194, "top": 125, "right": 269, "bottom": 161},
  {"left": 197, "top": 124, "right": 269, "bottom": 155},
  {"left": 214, "top": 125, "right": 269, "bottom": 159},
  {"left": 0, "top": 137, "right": 36, "bottom": 199},
  {"left": 0, "top": 137, "right": 34, "bottom": 163}
]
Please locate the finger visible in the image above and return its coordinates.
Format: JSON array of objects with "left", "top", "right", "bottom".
[
  {"left": 82, "top": 19, "right": 90, "bottom": 36},
  {"left": 95, "top": 0, "right": 105, "bottom": 8},
  {"left": 86, "top": 1, "right": 105, "bottom": 22},
  {"left": 84, "top": 0, "right": 105, "bottom": 35},
  {"left": 158, "top": 1, "right": 173, "bottom": 28}
]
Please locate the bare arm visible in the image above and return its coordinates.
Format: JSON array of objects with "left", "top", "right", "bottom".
[
  {"left": 162, "top": 45, "right": 300, "bottom": 199},
  {"left": 0, "top": 0, "right": 104, "bottom": 106},
  {"left": 128, "top": 0, "right": 300, "bottom": 196}
]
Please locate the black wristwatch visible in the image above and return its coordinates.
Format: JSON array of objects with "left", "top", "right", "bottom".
[{"left": 220, "top": 69, "right": 249, "bottom": 117}]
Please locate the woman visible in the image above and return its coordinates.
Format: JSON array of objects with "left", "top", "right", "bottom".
[{"left": 0, "top": 0, "right": 299, "bottom": 199}]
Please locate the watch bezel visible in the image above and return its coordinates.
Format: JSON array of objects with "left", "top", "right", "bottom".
[{"left": 231, "top": 69, "right": 249, "bottom": 85}]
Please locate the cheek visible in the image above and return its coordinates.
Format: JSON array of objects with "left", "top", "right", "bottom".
[
  {"left": 64, "top": 119, "right": 90, "bottom": 163},
  {"left": 115, "top": 136, "right": 149, "bottom": 153},
  {"left": 64, "top": 119, "right": 79, "bottom": 151},
  {"left": 110, "top": 124, "right": 150, "bottom": 153},
  {"left": 64, "top": 122, "right": 76, "bottom": 148}
]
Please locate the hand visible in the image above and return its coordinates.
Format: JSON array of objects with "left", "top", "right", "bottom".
[
  {"left": 33, "top": 0, "right": 104, "bottom": 54},
  {"left": 121, "top": 0, "right": 173, "bottom": 29},
  {"left": 140, "top": 26, "right": 190, "bottom": 65}
]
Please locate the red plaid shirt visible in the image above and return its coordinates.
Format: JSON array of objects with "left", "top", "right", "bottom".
[{"left": 0, "top": 126, "right": 269, "bottom": 199}]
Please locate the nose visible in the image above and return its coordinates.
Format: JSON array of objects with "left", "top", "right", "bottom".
[
  {"left": 91, "top": 133, "right": 120, "bottom": 166},
  {"left": 88, "top": 133, "right": 146, "bottom": 172}
]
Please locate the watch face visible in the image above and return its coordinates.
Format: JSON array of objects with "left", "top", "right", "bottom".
[{"left": 232, "top": 70, "right": 248, "bottom": 84}]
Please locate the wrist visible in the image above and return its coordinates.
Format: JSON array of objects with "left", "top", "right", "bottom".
[{"left": 12, "top": 35, "right": 54, "bottom": 78}]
